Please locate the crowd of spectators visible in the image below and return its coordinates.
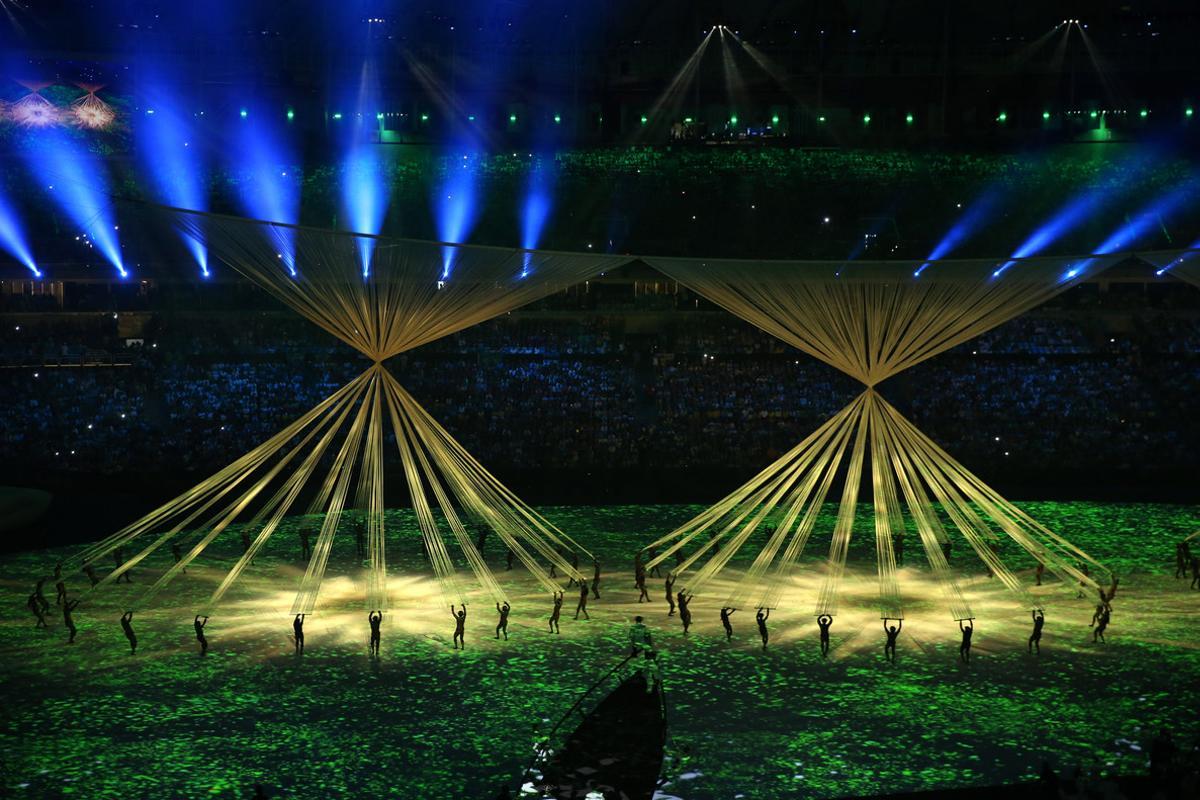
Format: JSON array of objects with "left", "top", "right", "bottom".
[{"left": 2, "top": 288, "right": 1198, "bottom": 489}]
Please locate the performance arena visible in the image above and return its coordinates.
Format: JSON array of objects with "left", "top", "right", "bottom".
[{"left": 1, "top": 3, "right": 1198, "bottom": 799}]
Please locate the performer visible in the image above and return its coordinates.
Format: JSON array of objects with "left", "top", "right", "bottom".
[
  {"left": 120, "top": 611, "right": 137, "bottom": 655},
  {"left": 1090, "top": 602, "right": 1106, "bottom": 628},
  {"left": 664, "top": 574, "right": 676, "bottom": 616},
  {"left": 299, "top": 529, "right": 311, "bottom": 561},
  {"left": 452, "top": 605, "right": 467, "bottom": 649},
  {"left": 171, "top": 541, "right": 185, "bottom": 572},
  {"left": 293, "top": 614, "right": 305, "bottom": 653},
  {"left": 1093, "top": 607, "right": 1110, "bottom": 643},
  {"left": 1029, "top": 609, "right": 1045, "bottom": 654},
  {"left": 34, "top": 577, "right": 50, "bottom": 613},
  {"left": 574, "top": 581, "right": 590, "bottom": 620},
  {"left": 677, "top": 591, "right": 692, "bottom": 634},
  {"left": 194, "top": 615, "right": 209, "bottom": 656},
  {"left": 240, "top": 529, "right": 252, "bottom": 555},
  {"left": 674, "top": 549, "right": 685, "bottom": 569},
  {"left": 505, "top": 548, "right": 515, "bottom": 571},
  {"left": 647, "top": 547, "right": 662, "bottom": 578},
  {"left": 549, "top": 591, "right": 563, "bottom": 634},
  {"left": 591, "top": 560, "right": 601, "bottom": 600},
  {"left": 1175, "top": 542, "right": 1188, "bottom": 579},
  {"left": 83, "top": 563, "right": 99, "bottom": 588},
  {"left": 368, "top": 610, "right": 382, "bottom": 656},
  {"left": 635, "top": 567, "right": 650, "bottom": 603},
  {"left": 1035, "top": 561, "right": 1045, "bottom": 586},
  {"left": 55, "top": 575, "right": 67, "bottom": 606},
  {"left": 756, "top": 607, "right": 770, "bottom": 650},
  {"left": 114, "top": 548, "right": 132, "bottom": 582},
  {"left": 63, "top": 598, "right": 80, "bottom": 643},
  {"left": 958, "top": 619, "right": 973, "bottom": 663},
  {"left": 883, "top": 618, "right": 902, "bottom": 662},
  {"left": 817, "top": 614, "right": 833, "bottom": 657},
  {"left": 629, "top": 615, "right": 652, "bottom": 656},
  {"left": 495, "top": 601, "right": 511, "bottom": 641},
  {"left": 475, "top": 527, "right": 488, "bottom": 556},
  {"left": 27, "top": 591, "right": 47, "bottom": 628},
  {"left": 893, "top": 533, "right": 904, "bottom": 566},
  {"left": 720, "top": 606, "right": 735, "bottom": 641}
]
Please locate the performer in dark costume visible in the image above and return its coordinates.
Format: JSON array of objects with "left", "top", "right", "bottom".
[
  {"left": 120, "top": 611, "right": 137, "bottom": 654},
  {"left": 194, "top": 615, "right": 209, "bottom": 656},
  {"left": 452, "top": 604, "right": 467, "bottom": 649},
  {"left": 1029, "top": 609, "right": 1045, "bottom": 654},
  {"left": 817, "top": 614, "right": 833, "bottom": 657},
  {"left": 495, "top": 601, "right": 511, "bottom": 641},
  {"left": 549, "top": 591, "right": 563, "bottom": 634}
]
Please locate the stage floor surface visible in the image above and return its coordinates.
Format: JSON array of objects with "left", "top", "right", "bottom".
[{"left": 2, "top": 502, "right": 1197, "bottom": 799}]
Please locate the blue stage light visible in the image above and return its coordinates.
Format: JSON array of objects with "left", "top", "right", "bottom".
[
  {"left": 231, "top": 109, "right": 300, "bottom": 276},
  {"left": 434, "top": 154, "right": 479, "bottom": 279},
  {"left": 26, "top": 130, "right": 125, "bottom": 278},
  {"left": 0, "top": 189, "right": 41, "bottom": 277},
  {"left": 915, "top": 190, "right": 1004, "bottom": 277},
  {"left": 339, "top": 63, "right": 389, "bottom": 277}
]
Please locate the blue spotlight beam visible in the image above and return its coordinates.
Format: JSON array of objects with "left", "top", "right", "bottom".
[
  {"left": 339, "top": 62, "right": 389, "bottom": 277},
  {"left": 135, "top": 78, "right": 208, "bottom": 276},
  {"left": 434, "top": 154, "right": 480, "bottom": 279},
  {"left": 0, "top": 188, "right": 41, "bottom": 276},
  {"left": 24, "top": 130, "right": 126, "bottom": 278},
  {"left": 518, "top": 160, "right": 555, "bottom": 278},
  {"left": 915, "top": 190, "right": 1005, "bottom": 277},
  {"left": 231, "top": 109, "right": 300, "bottom": 276}
]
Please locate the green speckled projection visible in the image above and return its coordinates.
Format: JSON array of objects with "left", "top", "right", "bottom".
[{"left": 2, "top": 502, "right": 1197, "bottom": 799}]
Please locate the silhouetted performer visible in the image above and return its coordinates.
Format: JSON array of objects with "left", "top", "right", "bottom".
[
  {"left": 495, "top": 601, "right": 510, "bottom": 640},
  {"left": 567, "top": 551, "right": 579, "bottom": 586},
  {"left": 647, "top": 547, "right": 662, "bottom": 578},
  {"left": 894, "top": 533, "right": 904, "bottom": 566},
  {"left": 83, "top": 563, "right": 99, "bottom": 588},
  {"left": 114, "top": 548, "right": 132, "bottom": 582},
  {"left": 475, "top": 527, "right": 488, "bottom": 556},
  {"left": 665, "top": 574, "right": 676, "bottom": 616},
  {"left": 674, "top": 549, "right": 685, "bottom": 569},
  {"left": 28, "top": 592, "right": 47, "bottom": 628},
  {"left": 194, "top": 615, "right": 208, "bottom": 656},
  {"left": 756, "top": 607, "right": 770, "bottom": 650},
  {"left": 55, "top": 579, "right": 67, "bottom": 606},
  {"left": 299, "top": 529, "right": 311, "bottom": 561},
  {"left": 1029, "top": 609, "right": 1045, "bottom": 654},
  {"left": 941, "top": 539, "right": 952, "bottom": 563},
  {"left": 506, "top": 548, "right": 515, "bottom": 571},
  {"left": 1093, "top": 608, "right": 1110, "bottom": 643},
  {"left": 677, "top": 591, "right": 692, "bottom": 634},
  {"left": 293, "top": 614, "right": 305, "bottom": 653},
  {"left": 591, "top": 560, "right": 601, "bottom": 600},
  {"left": 883, "top": 618, "right": 902, "bottom": 662},
  {"left": 34, "top": 577, "right": 51, "bottom": 613},
  {"left": 574, "top": 581, "right": 590, "bottom": 620},
  {"left": 1176, "top": 542, "right": 1189, "bottom": 579},
  {"left": 1090, "top": 602, "right": 1106, "bottom": 628},
  {"left": 171, "top": 542, "right": 185, "bottom": 572},
  {"left": 1035, "top": 561, "right": 1045, "bottom": 586},
  {"left": 549, "top": 591, "right": 563, "bottom": 634},
  {"left": 958, "top": 619, "right": 973, "bottom": 663},
  {"left": 635, "top": 568, "right": 650, "bottom": 603},
  {"left": 240, "top": 529, "right": 252, "bottom": 554},
  {"left": 120, "top": 611, "right": 137, "bottom": 654},
  {"left": 54, "top": 561, "right": 63, "bottom": 581},
  {"left": 452, "top": 604, "right": 467, "bottom": 649},
  {"left": 817, "top": 614, "right": 833, "bottom": 657},
  {"left": 368, "top": 610, "right": 382, "bottom": 656},
  {"left": 720, "top": 607, "right": 735, "bottom": 640},
  {"left": 63, "top": 598, "right": 80, "bottom": 643}
]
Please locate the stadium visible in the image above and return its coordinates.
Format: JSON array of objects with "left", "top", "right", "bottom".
[{"left": 1, "top": 2, "right": 1198, "bottom": 799}]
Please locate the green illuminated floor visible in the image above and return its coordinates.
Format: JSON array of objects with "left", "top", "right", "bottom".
[{"left": 1, "top": 502, "right": 1197, "bottom": 799}]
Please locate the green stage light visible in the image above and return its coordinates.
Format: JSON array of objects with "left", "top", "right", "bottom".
[
  {"left": 332, "top": 112, "right": 342, "bottom": 120},
  {"left": 420, "top": 113, "right": 429, "bottom": 122},
  {"left": 1139, "top": 109, "right": 1149, "bottom": 118},
  {"left": 730, "top": 114, "right": 738, "bottom": 125},
  {"left": 376, "top": 113, "right": 384, "bottom": 120},
  {"left": 286, "top": 109, "right": 295, "bottom": 121},
  {"left": 684, "top": 117, "right": 693, "bottom": 124},
  {"left": 771, "top": 114, "right": 780, "bottom": 125},
  {"left": 862, "top": 113, "right": 871, "bottom": 124},
  {"left": 905, "top": 113, "right": 914, "bottom": 124},
  {"left": 1187, "top": 108, "right": 1195, "bottom": 118},
  {"left": 468, "top": 114, "right": 475, "bottom": 121},
  {"left": 640, "top": 115, "right": 648, "bottom": 125},
  {"left": 1043, "top": 111, "right": 1051, "bottom": 120},
  {"left": 240, "top": 109, "right": 248, "bottom": 118},
  {"left": 509, "top": 114, "right": 517, "bottom": 123},
  {"left": 997, "top": 111, "right": 1007, "bottom": 122},
  {"left": 1090, "top": 110, "right": 1098, "bottom": 119},
  {"left": 818, "top": 115, "right": 826, "bottom": 123},
  {"left": 555, "top": 114, "right": 562, "bottom": 124}
]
